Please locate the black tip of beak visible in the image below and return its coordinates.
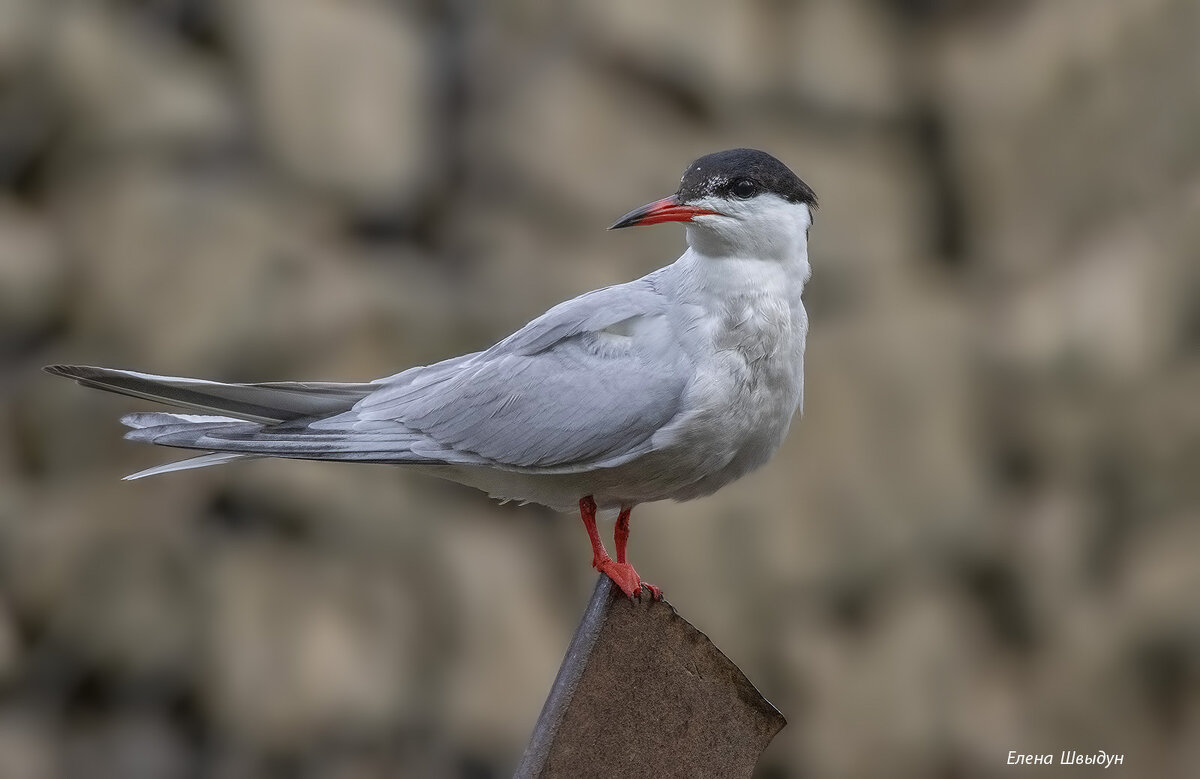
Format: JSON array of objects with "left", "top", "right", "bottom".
[{"left": 607, "top": 207, "right": 652, "bottom": 231}]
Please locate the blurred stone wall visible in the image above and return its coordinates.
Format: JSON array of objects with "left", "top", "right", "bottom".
[{"left": 1, "top": 0, "right": 1197, "bottom": 777}]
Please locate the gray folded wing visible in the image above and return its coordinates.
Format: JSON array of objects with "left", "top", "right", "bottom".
[{"left": 122, "top": 276, "right": 692, "bottom": 474}]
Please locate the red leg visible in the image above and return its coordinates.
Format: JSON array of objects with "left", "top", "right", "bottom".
[
  {"left": 579, "top": 496, "right": 609, "bottom": 569},
  {"left": 615, "top": 506, "right": 632, "bottom": 563},
  {"left": 579, "top": 497, "right": 660, "bottom": 599},
  {"left": 617, "top": 505, "right": 662, "bottom": 600}
]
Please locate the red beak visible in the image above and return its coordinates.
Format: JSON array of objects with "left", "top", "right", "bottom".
[{"left": 609, "top": 195, "right": 721, "bottom": 229}]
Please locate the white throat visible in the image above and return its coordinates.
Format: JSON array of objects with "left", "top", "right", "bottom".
[
  {"left": 676, "top": 197, "right": 812, "bottom": 307},
  {"left": 685, "top": 197, "right": 811, "bottom": 259}
]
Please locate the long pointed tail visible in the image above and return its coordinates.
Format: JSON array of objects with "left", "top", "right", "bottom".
[
  {"left": 45, "top": 365, "right": 375, "bottom": 424},
  {"left": 46, "top": 365, "right": 379, "bottom": 478},
  {"left": 124, "top": 451, "right": 251, "bottom": 481}
]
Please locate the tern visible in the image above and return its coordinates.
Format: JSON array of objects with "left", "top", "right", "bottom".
[{"left": 47, "top": 148, "right": 818, "bottom": 599}]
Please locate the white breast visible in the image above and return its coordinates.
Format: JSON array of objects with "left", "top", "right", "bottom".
[{"left": 658, "top": 288, "right": 806, "bottom": 501}]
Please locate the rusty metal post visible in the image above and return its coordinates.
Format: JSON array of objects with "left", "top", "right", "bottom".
[{"left": 516, "top": 576, "right": 785, "bottom": 778}]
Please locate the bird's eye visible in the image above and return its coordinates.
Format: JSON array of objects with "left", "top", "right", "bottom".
[{"left": 731, "top": 179, "right": 757, "bottom": 199}]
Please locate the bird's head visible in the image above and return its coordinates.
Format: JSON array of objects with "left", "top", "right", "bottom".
[{"left": 610, "top": 148, "right": 817, "bottom": 261}]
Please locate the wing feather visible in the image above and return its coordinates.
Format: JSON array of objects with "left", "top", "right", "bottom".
[
  {"left": 107, "top": 274, "right": 693, "bottom": 475},
  {"left": 342, "top": 278, "right": 687, "bottom": 468}
]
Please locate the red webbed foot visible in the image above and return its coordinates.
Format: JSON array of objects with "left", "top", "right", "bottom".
[{"left": 595, "top": 559, "right": 662, "bottom": 600}]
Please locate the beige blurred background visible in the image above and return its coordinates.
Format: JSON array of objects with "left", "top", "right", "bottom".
[{"left": 1, "top": 0, "right": 1198, "bottom": 777}]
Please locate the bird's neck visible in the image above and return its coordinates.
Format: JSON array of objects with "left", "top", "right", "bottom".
[{"left": 672, "top": 239, "right": 811, "bottom": 313}]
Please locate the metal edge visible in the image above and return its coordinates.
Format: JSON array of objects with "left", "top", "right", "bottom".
[{"left": 513, "top": 575, "right": 615, "bottom": 778}]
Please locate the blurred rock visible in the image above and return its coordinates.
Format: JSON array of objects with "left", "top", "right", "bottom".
[
  {"left": 0, "top": 710, "right": 55, "bottom": 779},
  {"left": 0, "top": 595, "right": 21, "bottom": 684},
  {"left": 0, "top": 200, "right": 66, "bottom": 353},
  {"left": 55, "top": 161, "right": 384, "bottom": 375},
  {"left": 0, "top": 481, "right": 202, "bottom": 682},
  {"left": 222, "top": 0, "right": 435, "bottom": 207},
  {"left": 474, "top": 56, "right": 698, "bottom": 217},
  {"left": 437, "top": 513, "right": 569, "bottom": 755},
  {"left": 991, "top": 218, "right": 1172, "bottom": 381},
  {"left": 47, "top": 528, "right": 199, "bottom": 681},
  {"left": 0, "top": 0, "right": 45, "bottom": 76},
  {"left": 933, "top": 0, "right": 1200, "bottom": 276},
  {"left": 578, "top": 0, "right": 779, "bottom": 102},
  {"left": 62, "top": 709, "right": 192, "bottom": 779},
  {"left": 48, "top": 2, "right": 238, "bottom": 151},
  {"left": 786, "top": 0, "right": 908, "bottom": 116},
  {"left": 206, "top": 542, "right": 418, "bottom": 749}
]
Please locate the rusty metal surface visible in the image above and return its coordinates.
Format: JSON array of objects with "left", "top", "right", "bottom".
[{"left": 516, "top": 576, "right": 786, "bottom": 778}]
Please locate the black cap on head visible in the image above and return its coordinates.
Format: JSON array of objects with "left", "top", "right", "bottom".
[{"left": 677, "top": 148, "right": 817, "bottom": 208}]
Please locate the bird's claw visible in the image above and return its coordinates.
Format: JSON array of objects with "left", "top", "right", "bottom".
[{"left": 596, "top": 559, "right": 662, "bottom": 600}]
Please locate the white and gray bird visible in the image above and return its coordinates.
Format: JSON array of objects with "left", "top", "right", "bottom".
[{"left": 47, "top": 148, "right": 818, "bottom": 598}]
